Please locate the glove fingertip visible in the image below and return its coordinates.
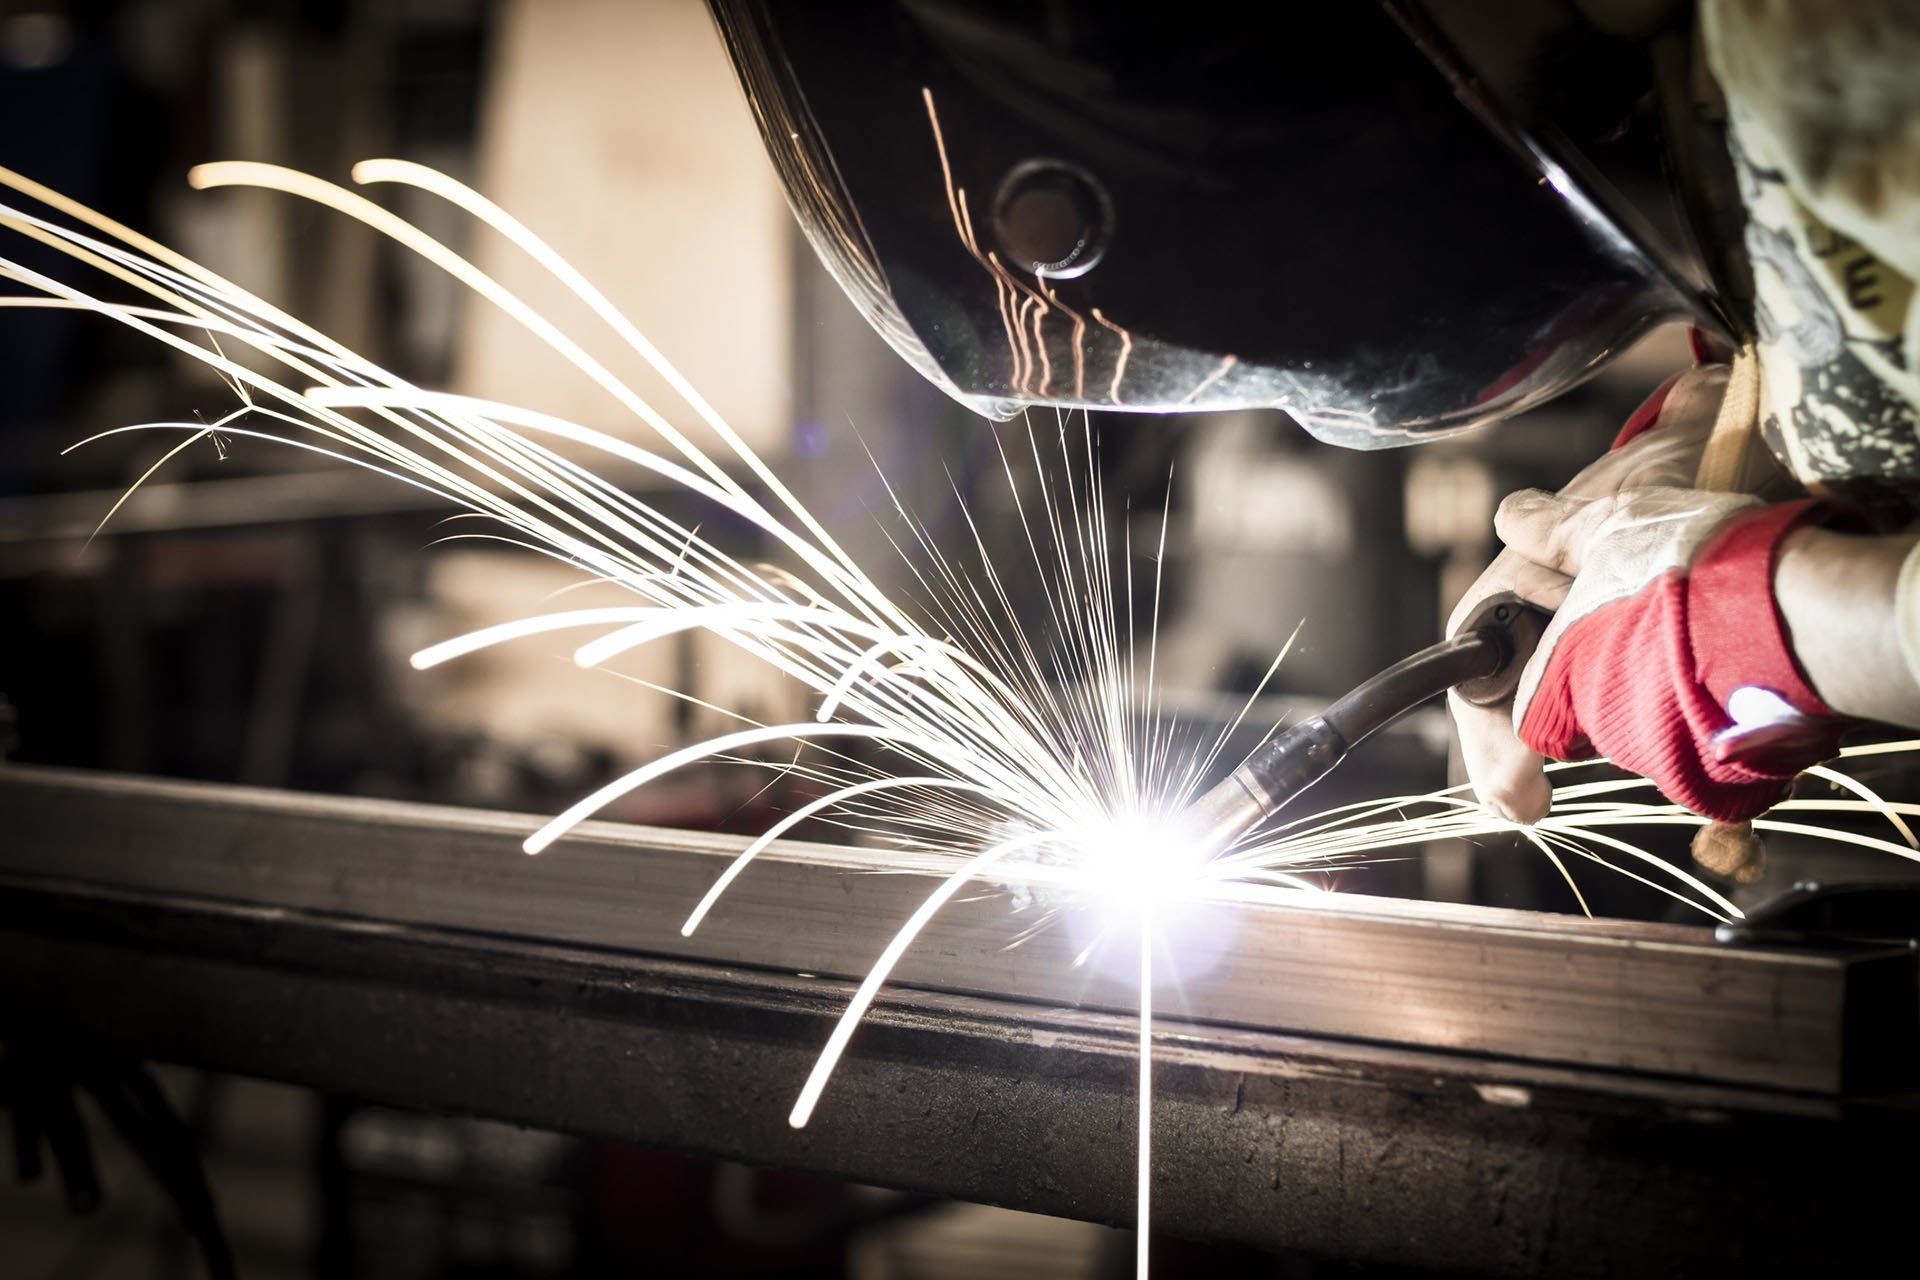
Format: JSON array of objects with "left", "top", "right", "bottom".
[{"left": 1481, "top": 768, "right": 1552, "bottom": 826}]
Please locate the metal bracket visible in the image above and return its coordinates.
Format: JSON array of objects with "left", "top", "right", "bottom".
[{"left": 1716, "top": 880, "right": 1920, "bottom": 949}]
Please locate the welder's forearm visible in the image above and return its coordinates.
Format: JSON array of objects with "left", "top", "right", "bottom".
[{"left": 1775, "top": 527, "right": 1920, "bottom": 726}]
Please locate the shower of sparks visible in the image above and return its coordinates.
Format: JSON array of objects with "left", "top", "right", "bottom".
[
  {"left": 1229, "top": 752, "right": 1920, "bottom": 923},
  {"left": 6, "top": 161, "right": 1920, "bottom": 1278}
]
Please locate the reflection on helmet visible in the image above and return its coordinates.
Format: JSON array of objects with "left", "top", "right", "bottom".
[{"left": 709, "top": 0, "right": 1710, "bottom": 447}]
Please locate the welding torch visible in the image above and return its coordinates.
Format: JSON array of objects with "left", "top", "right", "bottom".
[{"left": 1183, "top": 593, "right": 1549, "bottom": 851}]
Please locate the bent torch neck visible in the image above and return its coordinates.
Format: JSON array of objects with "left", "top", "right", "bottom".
[
  {"left": 1182, "top": 594, "right": 1547, "bottom": 855},
  {"left": 1182, "top": 715, "right": 1350, "bottom": 854}
]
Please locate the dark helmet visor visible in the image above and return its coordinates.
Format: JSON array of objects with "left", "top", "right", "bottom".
[{"left": 710, "top": 0, "right": 1709, "bottom": 446}]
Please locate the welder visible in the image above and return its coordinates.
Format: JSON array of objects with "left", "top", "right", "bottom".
[{"left": 708, "top": 1, "right": 1920, "bottom": 839}]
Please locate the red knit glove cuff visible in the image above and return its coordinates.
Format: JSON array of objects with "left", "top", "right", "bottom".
[
  {"left": 1685, "top": 499, "right": 1838, "bottom": 719},
  {"left": 1517, "top": 499, "right": 1848, "bottom": 822},
  {"left": 1685, "top": 499, "right": 1847, "bottom": 783}
]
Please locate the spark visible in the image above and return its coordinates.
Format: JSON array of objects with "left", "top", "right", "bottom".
[
  {"left": 1137, "top": 912, "right": 1153, "bottom": 1277},
  {"left": 788, "top": 829, "right": 1060, "bottom": 1128},
  {"left": 8, "top": 158, "right": 1920, "bottom": 1280}
]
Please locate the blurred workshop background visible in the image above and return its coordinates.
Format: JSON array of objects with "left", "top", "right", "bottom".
[{"left": 2, "top": 1, "right": 1913, "bottom": 1277}]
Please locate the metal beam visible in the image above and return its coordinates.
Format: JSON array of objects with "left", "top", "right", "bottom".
[
  {"left": 1, "top": 867, "right": 1915, "bottom": 1277},
  {"left": 1, "top": 765, "right": 1912, "bottom": 1094},
  {"left": 2, "top": 766, "right": 1918, "bottom": 1274}
]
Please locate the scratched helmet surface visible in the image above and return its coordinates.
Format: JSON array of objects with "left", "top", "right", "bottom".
[{"left": 708, "top": 0, "right": 1711, "bottom": 447}]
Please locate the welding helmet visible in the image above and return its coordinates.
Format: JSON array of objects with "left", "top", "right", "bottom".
[{"left": 708, "top": 0, "right": 1714, "bottom": 447}]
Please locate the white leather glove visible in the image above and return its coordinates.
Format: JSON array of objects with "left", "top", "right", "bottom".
[{"left": 1446, "top": 365, "right": 1737, "bottom": 821}]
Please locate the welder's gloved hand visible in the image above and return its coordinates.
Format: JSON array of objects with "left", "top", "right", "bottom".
[
  {"left": 1445, "top": 365, "right": 1752, "bottom": 822},
  {"left": 1481, "top": 486, "right": 1848, "bottom": 823}
]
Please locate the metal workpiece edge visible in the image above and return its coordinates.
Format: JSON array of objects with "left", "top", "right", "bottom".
[{"left": 1, "top": 765, "right": 1911, "bottom": 1093}]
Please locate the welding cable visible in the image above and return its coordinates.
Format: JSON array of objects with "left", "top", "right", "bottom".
[{"left": 1185, "top": 597, "right": 1544, "bottom": 850}]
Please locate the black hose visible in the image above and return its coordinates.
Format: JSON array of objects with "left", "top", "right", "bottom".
[
  {"left": 1319, "top": 628, "right": 1505, "bottom": 751},
  {"left": 1183, "top": 595, "right": 1547, "bottom": 847},
  {"left": 1219, "top": 629, "right": 1504, "bottom": 824}
]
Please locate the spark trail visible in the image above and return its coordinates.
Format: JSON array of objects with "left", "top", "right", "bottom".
[{"left": 5, "top": 161, "right": 1918, "bottom": 1277}]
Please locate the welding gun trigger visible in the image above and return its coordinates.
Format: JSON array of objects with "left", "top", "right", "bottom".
[{"left": 1451, "top": 591, "right": 1551, "bottom": 710}]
